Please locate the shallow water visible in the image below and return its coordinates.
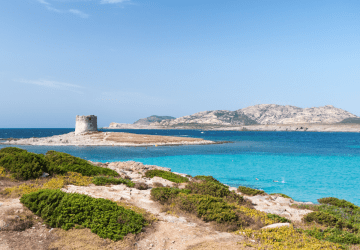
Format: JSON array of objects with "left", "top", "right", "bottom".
[{"left": 0, "top": 129, "right": 359, "bottom": 205}]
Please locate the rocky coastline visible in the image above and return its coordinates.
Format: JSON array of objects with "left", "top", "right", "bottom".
[{"left": 0, "top": 131, "right": 216, "bottom": 146}]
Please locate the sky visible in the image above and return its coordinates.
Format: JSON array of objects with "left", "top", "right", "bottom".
[{"left": 1, "top": 0, "right": 360, "bottom": 128}]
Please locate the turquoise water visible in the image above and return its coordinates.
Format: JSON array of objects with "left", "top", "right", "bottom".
[
  {"left": 1, "top": 129, "right": 360, "bottom": 205},
  {"left": 133, "top": 154, "right": 360, "bottom": 204}
]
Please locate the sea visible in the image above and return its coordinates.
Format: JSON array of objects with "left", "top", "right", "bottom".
[{"left": 1, "top": 128, "right": 359, "bottom": 205}]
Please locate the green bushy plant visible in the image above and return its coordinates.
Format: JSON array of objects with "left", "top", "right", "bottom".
[
  {"left": 185, "top": 181, "right": 245, "bottom": 205},
  {"left": 150, "top": 187, "right": 191, "bottom": 204},
  {"left": 92, "top": 176, "right": 135, "bottom": 187},
  {"left": 318, "top": 197, "right": 359, "bottom": 210},
  {"left": 144, "top": 170, "right": 189, "bottom": 183},
  {"left": 266, "top": 213, "right": 291, "bottom": 223},
  {"left": 0, "top": 147, "right": 27, "bottom": 155},
  {"left": 45, "top": 151, "right": 118, "bottom": 177},
  {"left": 193, "top": 175, "right": 227, "bottom": 187},
  {"left": 0, "top": 150, "right": 56, "bottom": 180},
  {"left": 306, "top": 227, "right": 360, "bottom": 245},
  {"left": 238, "top": 186, "right": 265, "bottom": 196},
  {"left": 20, "top": 189, "right": 146, "bottom": 241},
  {"left": 303, "top": 211, "right": 356, "bottom": 232}
]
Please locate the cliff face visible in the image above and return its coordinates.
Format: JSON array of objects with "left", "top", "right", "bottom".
[{"left": 240, "top": 104, "right": 357, "bottom": 124}]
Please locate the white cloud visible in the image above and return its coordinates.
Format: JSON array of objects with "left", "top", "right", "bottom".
[
  {"left": 16, "top": 79, "right": 84, "bottom": 93},
  {"left": 69, "top": 9, "right": 89, "bottom": 18},
  {"left": 100, "top": 0, "right": 130, "bottom": 4}
]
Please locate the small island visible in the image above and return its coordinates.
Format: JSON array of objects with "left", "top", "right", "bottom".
[{"left": 0, "top": 115, "right": 216, "bottom": 146}]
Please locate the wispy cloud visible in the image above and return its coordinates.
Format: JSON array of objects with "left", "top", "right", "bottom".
[
  {"left": 16, "top": 79, "right": 85, "bottom": 94},
  {"left": 36, "top": 0, "right": 89, "bottom": 18},
  {"left": 100, "top": 0, "right": 130, "bottom": 4},
  {"left": 69, "top": 9, "right": 89, "bottom": 18}
]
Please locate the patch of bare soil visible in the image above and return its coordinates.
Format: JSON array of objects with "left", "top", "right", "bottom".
[{"left": 90, "top": 132, "right": 208, "bottom": 144}]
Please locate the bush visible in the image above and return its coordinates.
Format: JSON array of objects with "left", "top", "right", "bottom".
[
  {"left": 266, "top": 213, "right": 290, "bottom": 223},
  {"left": 238, "top": 186, "right": 265, "bottom": 196},
  {"left": 92, "top": 176, "right": 134, "bottom": 187},
  {"left": 193, "top": 175, "right": 227, "bottom": 188},
  {"left": 0, "top": 147, "right": 27, "bottom": 154},
  {"left": 145, "top": 170, "right": 188, "bottom": 183},
  {"left": 306, "top": 227, "right": 360, "bottom": 245},
  {"left": 318, "top": 197, "right": 358, "bottom": 210},
  {"left": 0, "top": 150, "right": 54, "bottom": 180},
  {"left": 150, "top": 187, "right": 191, "bottom": 204},
  {"left": 45, "top": 151, "right": 119, "bottom": 177},
  {"left": 303, "top": 211, "right": 355, "bottom": 232},
  {"left": 134, "top": 182, "right": 149, "bottom": 190},
  {"left": 185, "top": 181, "right": 245, "bottom": 205},
  {"left": 0, "top": 148, "right": 119, "bottom": 180},
  {"left": 20, "top": 189, "right": 146, "bottom": 241}
]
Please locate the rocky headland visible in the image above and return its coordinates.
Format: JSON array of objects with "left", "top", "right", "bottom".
[{"left": 107, "top": 104, "right": 360, "bottom": 132}]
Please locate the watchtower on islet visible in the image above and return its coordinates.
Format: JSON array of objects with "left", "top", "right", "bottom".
[{"left": 75, "top": 115, "right": 98, "bottom": 135}]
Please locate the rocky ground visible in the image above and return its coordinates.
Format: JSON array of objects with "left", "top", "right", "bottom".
[
  {"left": 0, "top": 160, "right": 315, "bottom": 250},
  {"left": 0, "top": 132, "right": 216, "bottom": 146}
]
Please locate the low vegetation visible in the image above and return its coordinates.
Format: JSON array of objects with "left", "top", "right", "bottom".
[
  {"left": 239, "top": 225, "right": 344, "bottom": 249},
  {"left": 20, "top": 189, "right": 147, "bottom": 241},
  {"left": 318, "top": 197, "right": 359, "bottom": 210},
  {"left": 0, "top": 147, "right": 118, "bottom": 180},
  {"left": 144, "top": 169, "right": 189, "bottom": 183},
  {"left": 92, "top": 176, "right": 135, "bottom": 187},
  {"left": 238, "top": 186, "right": 265, "bottom": 196}
]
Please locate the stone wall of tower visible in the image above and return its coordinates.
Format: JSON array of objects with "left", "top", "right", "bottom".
[{"left": 75, "top": 115, "right": 98, "bottom": 135}]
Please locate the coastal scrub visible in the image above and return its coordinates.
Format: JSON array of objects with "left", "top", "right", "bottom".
[
  {"left": 20, "top": 189, "right": 147, "bottom": 241},
  {"left": 144, "top": 170, "right": 189, "bottom": 183},
  {"left": 92, "top": 176, "right": 135, "bottom": 187}
]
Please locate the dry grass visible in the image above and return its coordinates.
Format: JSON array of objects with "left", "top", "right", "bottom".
[
  {"left": 49, "top": 228, "right": 135, "bottom": 250},
  {"left": 187, "top": 239, "right": 252, "bottom": 250}
]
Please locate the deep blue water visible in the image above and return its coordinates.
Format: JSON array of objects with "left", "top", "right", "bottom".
[{"left": 1, "top": 128, "right": 359, "bottom": 205}]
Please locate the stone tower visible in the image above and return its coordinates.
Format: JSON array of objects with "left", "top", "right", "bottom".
[{"left": 75, "top": 115, "right": 98, "bottom": 135}]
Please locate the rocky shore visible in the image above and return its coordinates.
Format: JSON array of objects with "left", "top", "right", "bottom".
[
  {"left": 0, "top": 160, "right": 314, "bottom": 250},
  {"left": 0, "top": 131, "right": 216, "bottom": 146}
]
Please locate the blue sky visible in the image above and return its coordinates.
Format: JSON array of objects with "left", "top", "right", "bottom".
[{"left": 1, "top": 0, "right": 359, "bottom": 127}]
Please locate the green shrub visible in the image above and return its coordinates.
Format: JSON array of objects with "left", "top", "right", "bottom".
[
  {"left": 92, "top": 176, "right": 135, "bottom": 187},
  {"left": 270, "top": 193, "right": 292, "bottom": 199},
  {"left": 317, "top": 204, "right": 360, "bottom": 232},
  {"left": 20, "top": 189, "right": 146, "bottom": 241},
  {"left": 303, "top": 211, "right": 356, "bottom": 232},
  {"left": 0, "top": 150, "right": 57, "bottom": 180},
  {"left": 150, "top": 187, "right": 191, "bottom": 204},
  {"left": 185, "top": 181, "right": 245, "bottom": 205},
  {"left": 45, "top": 151, "right": 118, "bottom": 177},
  {"left": 173, "top": 193, "right": 242, "bottom": 224},
  {"left": 238, "top": 186, "right": 265, "bottom": 196},
  {"left": 306, "top": 227, "right": 360, "bottom": 245},
  {"left": 266, "top": 213, "right": 290, "bottom": 223},
  {"left": 193, "top": 175, "right": 227, "bottom": 188},
  {"left": 318, "top": 197, "right": 359, "bottom": 210},
  {"left": 144, "top": 170, "right": 188, "bottom": 183},
  {"left": 0, "top": 147, "right": 27, "bottom": 154}
]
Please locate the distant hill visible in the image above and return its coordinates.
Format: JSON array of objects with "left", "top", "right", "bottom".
[
  {"left": 339, "top": 118, "right": 360, "bottom": 124},
  {"left": 134, "top": 115, "right": 176, "bottom": 125},
  {"left": 109, "top": 105, "right": 359, "bottom": 128}
]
